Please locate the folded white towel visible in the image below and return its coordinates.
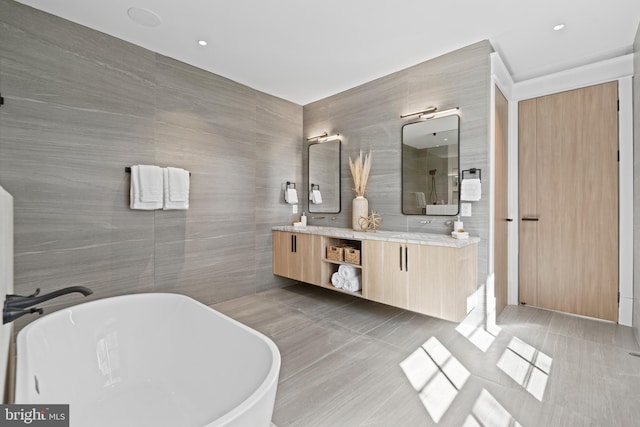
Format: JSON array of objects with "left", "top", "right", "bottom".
[
  {"left": 461, "top": 178, "right": 481, "bottom": 201},
  {"left": 163, "top": 168, "right": 189, "bottom": 210},
  {"left": 342, "top": 275, "right": 362, "bottom": 293},
  {"left": 311, "top": 189, "right": 323, "bottom": 204},
  {"left": 138, "top": 165, "right": 163, "bottom": 202},
  {"left": 338, "top": 264, "right": 358, "bottom": 280},
  {"left": 331, "top": 272, "right": 345, "bottom": 289},
  {"left": 167, "top": 167, "right": 190, "bottom": 202},
  {"left": 415, "top": 192, "right": 427, "bottom": 208},
  {"left": 130, "top": 165, "right": 163, "bottom": 210},
  {"left": 285, "top": 188, "right": 298, "bottom": 204}
]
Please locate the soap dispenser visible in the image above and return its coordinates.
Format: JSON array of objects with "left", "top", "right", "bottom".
[
  {"left": 454, "top": 215, "right": 463, "bottom": 232},
  {"left": 301, "top": 212, "right": 307, "bottom": 226}
]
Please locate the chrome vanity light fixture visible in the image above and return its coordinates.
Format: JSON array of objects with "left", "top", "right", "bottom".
[{"left": 307, "top": 132, "right": 340, "bottom": 143}]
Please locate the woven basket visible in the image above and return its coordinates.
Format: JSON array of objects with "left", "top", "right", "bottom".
[
  {"left": 344, "top": 247, "right": 361, "bottom": 265},
  {"left": 326, "top": 245, "right": 345, "bottom": 262}
]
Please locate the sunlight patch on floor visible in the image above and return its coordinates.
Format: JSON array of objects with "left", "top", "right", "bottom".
[
  {"left": 497, "top": 337, "right": 552, "bottom": 401},
  {"left": 462, "top": 389, "right": 522, "bottom": 427},
  {"left": 400, "top": 337, "right": 470, "bottom": 423}
]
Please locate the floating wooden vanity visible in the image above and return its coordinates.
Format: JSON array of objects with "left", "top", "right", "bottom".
[{"left": 272, "top": 226, "right": 479, "bottom": 322}]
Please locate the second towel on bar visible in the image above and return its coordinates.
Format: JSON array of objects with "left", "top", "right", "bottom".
[{"left": 163, "top": 167, "right": 190, "bottom": 210}]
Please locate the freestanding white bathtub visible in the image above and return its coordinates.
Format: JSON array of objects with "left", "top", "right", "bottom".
[{"left": 14, "top": 293, "right": 280, "bottom": 427}]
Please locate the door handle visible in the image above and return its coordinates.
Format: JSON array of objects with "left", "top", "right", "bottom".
[
  {"left": 291, "top": 235, "right": 294, "bottom": 252},
  {"left": 399, "top": 246, "right": 403, "bottom": 271},
  {"left": 521, "top": 217, "right": 539, "bottom": 221}
]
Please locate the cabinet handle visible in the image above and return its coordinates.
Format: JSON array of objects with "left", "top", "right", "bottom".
[
  {"left": 405, "top": 246, "right": 409, "bottom": 272},
  {"left": 399, "top": 246, "right": 403, "bottom": 271},
  {"left": 521, "top": 217, "right": 539, "bottom": 222},
  {"left": 294, "top": 235, "right": 297, "bottom": 252}
]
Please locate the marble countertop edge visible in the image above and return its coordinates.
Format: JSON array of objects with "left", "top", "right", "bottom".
[{"left": 272, "top": 225, "right": 480, "bottom": 248}]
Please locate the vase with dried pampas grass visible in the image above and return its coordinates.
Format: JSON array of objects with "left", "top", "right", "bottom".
[{"left": 349, "top": 150, "right": 372, "bottom": 230}]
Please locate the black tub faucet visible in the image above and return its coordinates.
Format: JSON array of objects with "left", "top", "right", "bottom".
[{"left": 3, "top": 286, "right": 93, "bottom": 324}]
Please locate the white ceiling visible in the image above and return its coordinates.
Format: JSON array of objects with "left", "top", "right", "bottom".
[{"left": 14, "top": 0, "right": 640, "bottom": 105}]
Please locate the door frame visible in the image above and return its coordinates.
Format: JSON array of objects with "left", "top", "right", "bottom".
[{"left": 506, "top": 54, "right": 634, "bottom": 325}]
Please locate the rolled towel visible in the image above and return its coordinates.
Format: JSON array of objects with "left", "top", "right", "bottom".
[
  {"left": 331, "top": 272, "right": 345, "bottom": 289},
  {"left": 338, "top": 264, "right": 358, "bottom": 280},
  {"left": 343, "top": 275, "right": 362, "bottom": 293}
]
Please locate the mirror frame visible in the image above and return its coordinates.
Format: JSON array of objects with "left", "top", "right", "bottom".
[
  {"left": 401, "top": 116, "right": 460, "bottom": 216},
  {"left": 307, "top": 139, "right": 342, "bottom": 214}
]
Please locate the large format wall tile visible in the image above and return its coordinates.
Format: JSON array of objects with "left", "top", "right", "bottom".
[
  {"left": 0, "top": 0, "right": 302, "bottom": 319},
  {"left": 303, "top": 41, "right": 492, "bottom": 288}
]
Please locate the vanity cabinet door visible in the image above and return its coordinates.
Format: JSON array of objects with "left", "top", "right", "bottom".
[
  {"left": 407, "top": 243, "right": 477, "bottom": 322},
  {"left": 297, "top": 233, "right": 322, "bottom": 285},
  {"left": 273, "top": 231, "right": 298, "bottom": 279},
  {"left": 362, "top": 240, "right": 408, "bottom": 308},
  {"left": 272, "top": 231, "right": 322, "bottom": 285}
]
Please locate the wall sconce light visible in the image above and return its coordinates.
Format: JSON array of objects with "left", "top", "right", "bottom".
[
  {"left": 419, "top": 107, "right": 459, "bottom": 120},
  {"left": 306, "top": 132, "right": 328, "bottom": 141},
  {"left": 400, "top": 107, "right": 437, "bottom": 119},
  {"left": 400, "top": 106, "right": 459, "bottom": 120},
  {"left": 307, "top": 132, "right": 340, "bottom": 142}
]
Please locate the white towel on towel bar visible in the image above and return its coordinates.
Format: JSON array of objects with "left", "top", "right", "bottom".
[
  {"left": 285, "top": 188, "right": 298, "bottom": 204},
  {"left": 415, "top": 192, "right": 427, "bottom": 208},
  {"left": 167, "top": 167, "right": 190, "bottom": 202},
  {"left": 460, "top": 178, "right": 481, "bottom": 201},
  {"left": 163, "top": 168, "right": 190, "bottom": 210},
  {"left": 130, "top": 165, "right": 163, "bottom": 210},
  {"left": 138, "top": 165, "right": 163, "bottom": 202}
]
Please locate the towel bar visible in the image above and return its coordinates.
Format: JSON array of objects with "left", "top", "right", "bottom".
[
  {"left": 461, "top": 168, "right": 481, "bottom": 181},
  {"left": 125, "top": 166, "right": 191, "bottom": 176}
]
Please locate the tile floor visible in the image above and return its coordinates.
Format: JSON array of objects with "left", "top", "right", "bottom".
[{"left": 213, "top": 284, "right": 640, "bottom": 427}]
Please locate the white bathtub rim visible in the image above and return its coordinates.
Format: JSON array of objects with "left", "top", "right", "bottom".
[{"left": 15, "top": 292, "right": 281, "bottom": 426}]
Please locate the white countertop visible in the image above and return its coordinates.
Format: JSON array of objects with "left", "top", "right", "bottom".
[{"left": 272, "top": 225, "right": 479, "bottom": 248}]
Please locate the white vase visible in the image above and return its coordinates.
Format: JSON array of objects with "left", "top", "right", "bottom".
[{"left": 352, "top": 196, "right": 368, "bottom": 230}]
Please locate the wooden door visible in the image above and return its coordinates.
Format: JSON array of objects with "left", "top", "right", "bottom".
[
  {"left": 494, "top": 86, "right": 509, "bottom": 315},
  {"left": 362, "top": 240, "right": 407, "bottom": 308},
  {"left": 518, "top": 82, "right": 619, "bottom": 321},
  {"left": 273, "top": 231, "right": 295, "bottom": 278}
]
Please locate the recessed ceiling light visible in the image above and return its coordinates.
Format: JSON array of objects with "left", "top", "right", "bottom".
[
  {"left": 198, "top": 40, "right": 208, "bottom": 47},
  {"left": 127, "top": 7, "right": 162, "bottom": 27},
  {"left": 553, "top": 23, "right": 565, "bottom": 31}
]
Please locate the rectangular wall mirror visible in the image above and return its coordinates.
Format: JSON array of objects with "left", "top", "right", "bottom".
[
  {"left": 402, "top": 115, "right": 460, "bottom": 216},
  {"left": 308, "top": 139, "right": 341, "bottom": 213}
]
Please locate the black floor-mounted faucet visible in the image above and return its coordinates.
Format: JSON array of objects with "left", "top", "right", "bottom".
[{"left": 3, "top": 286, "right": 93, "bottom": 324}]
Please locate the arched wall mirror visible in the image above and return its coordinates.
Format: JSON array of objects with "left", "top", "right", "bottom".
[
  {"left": 402, "top": 115, "right": 460, "bottom": 216},
  {"left": 308, "top": 139, "right": 341, "bottom": 213}
]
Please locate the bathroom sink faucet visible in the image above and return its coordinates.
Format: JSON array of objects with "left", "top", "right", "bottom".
[{"left": 3, "top": 286, "right": 93, "bottom": 324}]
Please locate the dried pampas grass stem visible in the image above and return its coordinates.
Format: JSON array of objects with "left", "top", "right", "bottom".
[{"left": 349, "top": 150, "right": 372, "bottom": 197}]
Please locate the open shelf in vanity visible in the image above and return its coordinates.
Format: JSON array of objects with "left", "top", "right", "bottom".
[{"left": 320, "top": 237, "right": 363, "bottom": 296}]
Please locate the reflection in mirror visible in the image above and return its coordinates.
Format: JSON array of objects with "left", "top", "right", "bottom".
[
  {"left": 308, "top": 140, "right": 341, "bottom": 213},
  {"left": 402, "top": 115, "right": 459, "bottom": 215}
]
